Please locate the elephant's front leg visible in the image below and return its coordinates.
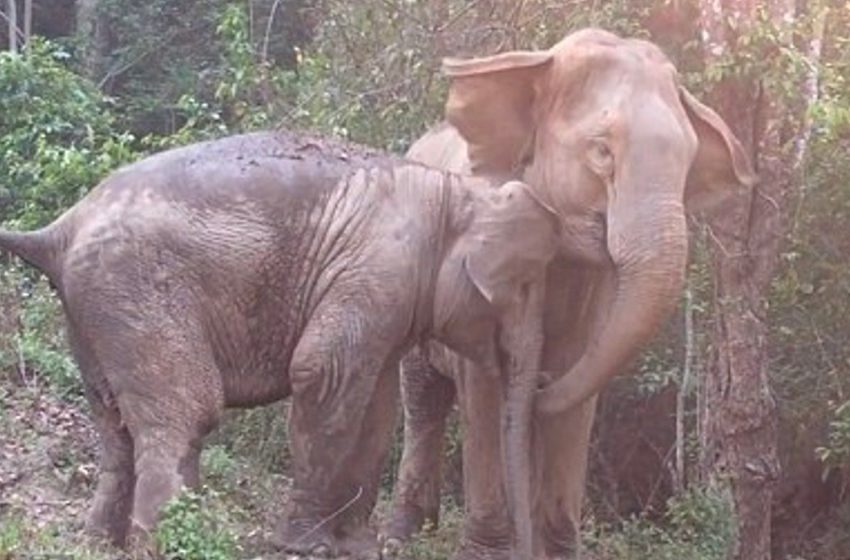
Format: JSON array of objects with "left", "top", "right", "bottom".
[
  {"left": 276, "top": 303, "right": 400, "bottom": 560},
  {"left": 534, "top": 397, "right": 598, "bottom": 559},
  {"left": 383, "top": 343, "right": 456, "bottom": 550},
  {"left": 454, "top": 366, "right": 513, "bottom": 560},
  {"left": 533, "top": 264, "right": 614, "bottom": 559}
]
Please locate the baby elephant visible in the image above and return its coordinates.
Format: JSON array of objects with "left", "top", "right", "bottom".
[{"left": 0, "top": 131, "right": 598, "bottom": 558}]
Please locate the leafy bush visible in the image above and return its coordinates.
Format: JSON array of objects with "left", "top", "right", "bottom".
[
  {"left": 0, "top": 516, "right": 24, "bottom": 558},
  {"left": 0, "top": 265, "right": 80, "bottom": 398},
  {"left": 0, "top": 515, "right": 111, "bottom": 560},
  {"left": 212, "top": 404, "right": 291, "bottom": 474},
  {"left": 156, "top": 488, "right": 238, "bottom": 560},
  {"left": 584, "top": 486, "right": 737, "bottom": 560},
  {"left": 201, "top": 444, "right": 238, "bottom": 484},
  {"left": 0, "top": 40, "right": 137, "bottom": 229},
  {"left": 817, "top": 400, "right": 850, "bottom": 479}
]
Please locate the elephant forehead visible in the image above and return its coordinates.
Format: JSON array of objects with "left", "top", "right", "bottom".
[
  {"left": 545, "top": 33, "right": 678, "bottom": 98},
  {"left": 552, "top": 28, "right": 672, "bottom": 67}
]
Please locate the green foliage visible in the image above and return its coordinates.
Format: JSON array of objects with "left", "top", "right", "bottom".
[
  {"left": 17, "top": 281, "right": 79, "bottom": 396},
  {"left": 214, "top": 4, "right": 269, "bottom": 126},
  {"left": 281, "top": 0, "right": 648, "bottom": 152},
  {"left": 0, "top": 515, "right": 112, "bottom": 560},
  {"left": 769, "top": 60, "right": 850, "bottom": 489},
  {"left": 144, "top": 93, "right": 229, "bottom": 149},
  {"left": 0, "top": 40, "right": 137, "bottom": 228},
  {"left": 585, "top": 486, "right": 737, "bottom": 560},
  {"left": 0, "top": 516, "right": 24, "bottom": 558},
  {"left": 202, "top": 444, "right": 239, "bottom": 484},
  {"left": 814, "top": 5, "right": 850, "bottom": 141},
  {"left": 156, "top": 488, "right": 239, "bottom": 560},
  {"left": 96, "top": 0, "right": 235, "bottom": 134},
  {"left": 212, "top": 404, "right": 291, "bottom": 474},
  {"left": 140, "top": 3, "right": 286, "bottom": 143},
  {"left": 94, "top": 0, "right": 306, "bottom": 134},
  {"left": 0, "top": 266, "right": 80, "bottom": 398},
  {"left": 817, "top": 400, "right": 850, "bottom": 478},
  {"left": 631, "top": 347, "right": 680, "bottom": 397}
]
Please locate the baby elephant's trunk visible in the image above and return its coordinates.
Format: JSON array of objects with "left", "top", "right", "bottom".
[
  {"left": 502, "top": 362, "right": 537, "bottom": 560},
  {"left": 499, "top": 282, "right": 547, "bottom": 560}
]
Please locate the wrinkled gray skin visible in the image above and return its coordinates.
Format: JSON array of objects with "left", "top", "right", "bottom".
[
  {"left": 384, "top": 29, "right": 755, "bottom": 560},
  {"left": 0, "top": 130, "right": 604, "bottom": 558}
]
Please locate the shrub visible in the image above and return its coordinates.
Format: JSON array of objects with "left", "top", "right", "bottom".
[
  {"left": 0, "top": 40, "right": 137, "bottom": 229},
  {"left": 0, "top": 265, "right": 80, "bottom": 398},
  {"left": 584, "top": 486, "right": 737, "bottom": 560},
  {"left": 156, "top": 488, "right": 238, "bottom": 560}
]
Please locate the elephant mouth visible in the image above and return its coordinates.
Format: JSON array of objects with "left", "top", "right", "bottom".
[{"left": 558, "top": 211, "right": 608, "bottom": 265}]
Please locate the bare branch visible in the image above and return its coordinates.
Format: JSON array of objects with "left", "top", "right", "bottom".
[
  {"left": 23, "top": 0, "right": 30, "bottom": 54},
  {"left": 0, "top": 0, "right": 24, "bottom": 52},
  {"left": 262, "top": 0, "right": 285, "bottom": 64},
  {"left": 675, "top": 284, "right": 695, "bottom": 493}
]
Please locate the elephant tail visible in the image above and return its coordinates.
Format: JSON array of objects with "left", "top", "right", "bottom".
[{"left": 0, "top": 226, "right": 65, "bottom": 283}]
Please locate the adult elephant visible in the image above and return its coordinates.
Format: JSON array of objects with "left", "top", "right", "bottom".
[{"left": 383, "top": 28, "right": 755, "bottom": 560}]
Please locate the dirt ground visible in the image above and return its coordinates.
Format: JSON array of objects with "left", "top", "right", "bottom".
[
  {"left": 0, "top": 374, "right": 459, "bottom": 560},
  {"left": 0, "top": 376, "right": 291, "bottom": 559}
]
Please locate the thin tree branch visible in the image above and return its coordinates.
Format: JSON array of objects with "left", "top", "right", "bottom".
[
  {"left": 262, "top": 0, "right": 285, "bottom": 64},
  {"left": 97, "top": 29, "right": 183, "bottom": 89},
  {"left": 6, "top": 0, "right": 16, "bottom": 52},
  {"left": 0, "top": 6, "right": 24, "bottom": 47},
  {"left": 675, "top": 284, "right": 695, "bottom": 493},
  {"left": 791, "top": 4, "right": 827, "bottom": 238},
  {"left": 23, "top": 0, "right": 30, "bottom": 55}
]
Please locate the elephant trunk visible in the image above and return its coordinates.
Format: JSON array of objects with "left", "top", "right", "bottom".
[
  {"left": 502, "top": 362, "right": 536, "bottom": 560},
  {"left": 497, "top": 282, "right": 547, "bottom": 560},
  {"left": 537, "top": 193, "right": 688, "bottom": 414}
]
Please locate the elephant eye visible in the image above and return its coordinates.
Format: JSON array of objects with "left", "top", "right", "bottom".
[{"left": 587, "top": 140, "right": 614, "bottom": 179}]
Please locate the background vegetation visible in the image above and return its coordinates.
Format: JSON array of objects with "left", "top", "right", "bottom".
[{"left": 0, "top": 1, "right": 849, "bottom": 558}]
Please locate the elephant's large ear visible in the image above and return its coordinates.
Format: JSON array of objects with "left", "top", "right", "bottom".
[
  {"left": 463, "top": 182, "right": 557, "bottom": 308},
  {"left": 680, "top": 87, "right": 758, "bottom": 210},
  {"left": 443, "top": 51, "right": 553, "bottom": 176}
]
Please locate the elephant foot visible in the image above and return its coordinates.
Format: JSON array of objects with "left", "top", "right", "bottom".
[
  {"left": 274, "top": 517, "right": 379, "bottom": 560},
  {"left": 381, "top": 501, "right": 435, "bottom": 544},
  {"left": 84, "top": 512, "right": 128, "bottom": 548},
  {"left": 125, "top": 521, "right": 159, "bottom": 559},
  {"left": 452, "top": 538, "right": 511, "bottom": 560}
]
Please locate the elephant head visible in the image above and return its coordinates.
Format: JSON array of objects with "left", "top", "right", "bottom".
[{"left": 438, "top": 28, "right": 755, "bottom": 414}]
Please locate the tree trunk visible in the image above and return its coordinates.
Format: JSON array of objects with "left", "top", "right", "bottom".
[
  {"left": 75, "top": 0, "right": 109, "bottom": 83},
  {"left": 22, "top": 0, "right": 30, "bottom": 53},
  {"left": 7, "top": 0, "right": 17, "bottom": 52},
  {"left": 696, "top": 1, "right": 815, "bottom": 559}
]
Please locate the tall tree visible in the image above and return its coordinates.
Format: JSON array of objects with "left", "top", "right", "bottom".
[
  {"left": 697, "top": 1, "right": 821, "bottom": 558},
  {"left": 7, "top": 0, "right": 17, "bottom": 52},
  {"left": 75, "top": 0, "right": 109, "bottom": 81}
]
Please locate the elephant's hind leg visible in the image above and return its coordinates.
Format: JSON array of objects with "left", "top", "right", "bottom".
[
  {"left": 383, "top": 344, "right": 455, "bottom": 549},
  {"left": 83, "top": 388, "right": 135, "bottom": 546},
  {"left": 276, "top": 303, "right": 400, "bottom": 559},
  {"left": 102, "top": 328, "right": 224, "bottom": 551},
  {"left": 69, "top": 326, "right": 136, "bottom": 547}
]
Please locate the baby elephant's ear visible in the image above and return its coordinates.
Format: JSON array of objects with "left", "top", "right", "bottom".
[{"left": 464, "top": 181, "right": 558, "bottom": 308}]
